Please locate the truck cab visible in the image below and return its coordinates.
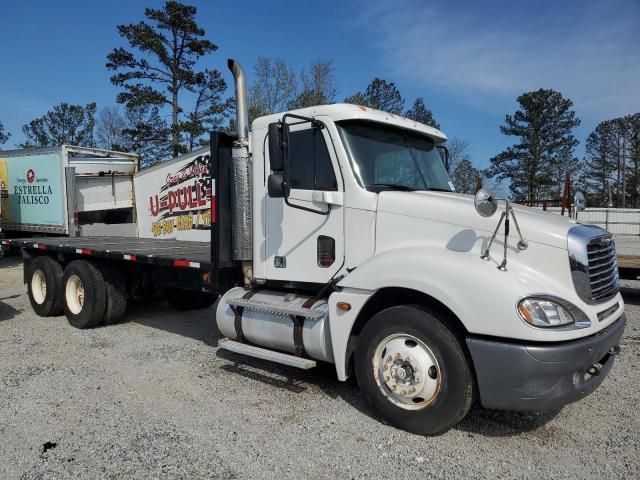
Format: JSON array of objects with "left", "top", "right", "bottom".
[{"left": 216, "top": 60, "right": 625, "bottom": 434}]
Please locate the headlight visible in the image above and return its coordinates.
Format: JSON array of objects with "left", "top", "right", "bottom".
[{"left": 517, "top": 298, "right": 575, "bottom": 327}]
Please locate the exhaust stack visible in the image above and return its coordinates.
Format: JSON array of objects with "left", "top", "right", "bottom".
[
  {"left": 228, "top": 59, "right": 249, "bottom": 142},
  {"left": 227, "top": 59, "right": 253, "bottom": 278}
]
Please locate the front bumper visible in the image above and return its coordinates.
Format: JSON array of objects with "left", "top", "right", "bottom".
[{"left": 466, "top": 314, "right": 626, "bottom": 411}]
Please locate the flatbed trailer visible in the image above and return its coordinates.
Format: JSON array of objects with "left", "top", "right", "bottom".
[{"left": 614, "top": 236, "right": 640, "bottom": 279}]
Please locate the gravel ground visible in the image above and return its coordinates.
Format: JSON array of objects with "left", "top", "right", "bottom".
[{"left": 1, "top": 255, "right": 639, "bottom": 479}]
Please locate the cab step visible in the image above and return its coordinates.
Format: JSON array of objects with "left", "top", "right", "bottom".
[
  {"left": 226, "top": 297, "right": 324, "bottom": 319},
  {"left": 217, "top": 338, "right": 317, "bottom": 370}
]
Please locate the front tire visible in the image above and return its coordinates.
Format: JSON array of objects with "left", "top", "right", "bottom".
[
  {"left": 27, "top": 256, "right": 63, "bottom": 317},
  {"left": 355, "top": 305, "right": 474, "bottom": 435},
  {"left": 62, "top": 260, "right": 107, "bottom": 329}
]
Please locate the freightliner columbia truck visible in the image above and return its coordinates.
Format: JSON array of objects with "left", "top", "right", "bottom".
[{"left": 1, "top": 60, "right": 625, "bottom": 435}]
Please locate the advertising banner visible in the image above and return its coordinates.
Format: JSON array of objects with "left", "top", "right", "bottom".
[
  {"left": 134, "top": 150, "right": 214, "bottom": 241},
  {"left": 0, "top": 152, "right": 65, "bottom": 229}
]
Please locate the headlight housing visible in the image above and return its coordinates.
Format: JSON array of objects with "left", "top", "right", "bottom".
[{"left": 517, "top": 298, "right": 575, "bottom": 327}]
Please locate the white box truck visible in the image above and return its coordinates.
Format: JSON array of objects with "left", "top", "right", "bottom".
[
  {"left": 2, "top": 60, "right": 625, "bottom": 435},
  {"left": 0, "top": 145, "right": 138, "bottom": 238}
]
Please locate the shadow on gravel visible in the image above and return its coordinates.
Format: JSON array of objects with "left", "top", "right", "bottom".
[
  {"left": 454, "top": 405, "right": 562, "bottom": 437},
  {"left": 128, "top": 300, "right": 221, "bottom": 346},
  {"left": 0, "top": 255, "right": 22, "bottom": 268},
  {"left": 621, "top": 287, "right": 640, "bottom": 305},
  {"left": 0, "top": 297, "right": 22, "bottom": 321},
  {"left": 126, "top": 299, "right": 564, "bottom": 438}
]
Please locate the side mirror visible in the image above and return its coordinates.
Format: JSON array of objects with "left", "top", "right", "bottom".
[
  {"left": 268, "top": 122, "right": 285, "bottom": 171},
  {"left": 437, "top": 145, "right": 450, "bottom": 171},
  {"left": 474, "top": 188, "right": 498, "bottom": 217},
  {"left": 267, "top": 121, "right": 290, "bottom": 199},
  {"left": 267, "top": 173, "right": 289, "bottom": 198}
]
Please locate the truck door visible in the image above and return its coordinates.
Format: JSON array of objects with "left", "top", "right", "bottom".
[{"left": 265, "top": 124, "right": 344, "bottom": 284}]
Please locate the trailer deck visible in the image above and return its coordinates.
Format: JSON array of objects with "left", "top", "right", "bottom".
[{"left": 1, "top": 237, "right": 212, "bottom": 271}]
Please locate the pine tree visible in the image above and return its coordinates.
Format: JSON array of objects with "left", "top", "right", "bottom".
[
  {"left": 107, "top": 1, "right": 226, "bottom": 156},
  {"left": 121, "top": 105, "right": 172, "bottom": 167},
  {"left": 583, "top": 120, "right": 615, "bottom": 207},
  {"left": 345, "top": 78, "right": 405, "bottom": 114},
  {"left": 404, "top": 98, "right": 440, "bottom": 129},
  {"left": 451, "top": 159, "right": 480, "bottom": 194},
  {"left": 489, "top": 89, "right": 580, "bottom": 201},
  {"left": 21, "top": 103, "right": 97, "bottom": 148}
]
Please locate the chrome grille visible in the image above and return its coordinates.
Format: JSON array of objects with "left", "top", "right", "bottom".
[
  {"left": 568, "top": 225, "right": 620, "bottom": 304},
  {"left": 587, "top": 237, "right": 619, "bottom": 302}
]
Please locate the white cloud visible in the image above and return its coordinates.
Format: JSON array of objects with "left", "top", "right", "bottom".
[{"left": 356, "top": 0, "right": 640, "bottom": 120}]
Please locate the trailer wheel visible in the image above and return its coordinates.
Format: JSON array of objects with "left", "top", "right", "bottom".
[
  {"left": 102, "top": 266, "right": 128, "bottom": 324},
  {"left": 27, "top": 256, "right": 63, "bottom": 317},
  {"left": 62, "top": 260, "right": 107, "bottom": 329},
  {"left": 355, "top": 305, "right": 474, "bottom": 435},
  {"left": 166, "top": 288, "right": 216, "bottom": 311}
]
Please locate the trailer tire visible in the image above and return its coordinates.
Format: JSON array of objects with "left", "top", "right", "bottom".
[
  {"left": 62, "top": 260, "right": 107, "bottom": 329},
  {"left": 27, "top": 256, "right": 63, "bottom": 317},
  {"left": 102, "top": 266, "right": 128, "bottom": 324},
  {"left": 166, "top": 288, "right": 216, "bottom": 311},
  {"left": 355, "top": 305, "right": 474, "bottom": 435}
]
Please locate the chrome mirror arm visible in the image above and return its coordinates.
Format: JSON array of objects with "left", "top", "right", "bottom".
[
  {"left": 480, "top": 199, "right": 528, "bottom": 271},
  {"left": 481, "top": 210, "right": 506, "bottom": 261}
]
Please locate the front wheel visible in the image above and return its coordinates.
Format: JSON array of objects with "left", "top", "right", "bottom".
[{"left": 355, "top": 305, "right": 474, "bottom": 435}]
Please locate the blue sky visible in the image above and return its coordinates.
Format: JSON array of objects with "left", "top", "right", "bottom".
[{"left": 1, "top": 0, "right": 638, "bottom": 171}]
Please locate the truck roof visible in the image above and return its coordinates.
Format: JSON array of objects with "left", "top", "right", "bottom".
[{"left": 252, "top": 103, "right": 448, "bottom": 143}]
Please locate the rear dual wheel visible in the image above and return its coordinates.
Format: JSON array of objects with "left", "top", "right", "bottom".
[
  {"left": 62, "top": 260, "right": 128, "bottom": 328},
  {"left": 27, "top": 256, "right": 63, "bottom": 317}
]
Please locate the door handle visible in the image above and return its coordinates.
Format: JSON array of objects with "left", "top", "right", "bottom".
[{"left": 312, "top": 191, "right": 343, "bottom": 206}]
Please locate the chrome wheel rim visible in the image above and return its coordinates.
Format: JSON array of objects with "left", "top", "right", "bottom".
[
  {"left": 372, "top": 334, "right": 442, "bottom": 410},
  {"left": 65, "top": 274, "right": 85, "bottom": 315},
  {"left": 31, "top": 269, "right": 47, "bottom": 304}
]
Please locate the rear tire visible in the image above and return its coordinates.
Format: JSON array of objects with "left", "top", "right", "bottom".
[
  {"left": 62, "top": 260, "right": 107, "bottom": 329},
  {"left": 355, "top": 305, "right": 474, "bottom": 435},
  {"left": 102, "top": 266, "right": 128, "bottom": 324},
  {"left": 167, "top": 288, "right": 216, "bottom": 311},
  {"left": 27, "top": 256, "right": 63, "bottom": 317}
]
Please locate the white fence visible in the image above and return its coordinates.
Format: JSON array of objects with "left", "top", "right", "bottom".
[{"left": 535, "top": 207, "right": 640, "bottom": 236}]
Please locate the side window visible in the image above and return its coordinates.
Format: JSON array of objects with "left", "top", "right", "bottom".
[{"left": 288, "top": 128, "right": 338, "bottom": 191}]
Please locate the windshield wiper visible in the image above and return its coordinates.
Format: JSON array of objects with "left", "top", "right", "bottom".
[
  {"left": 367, "top": 183, "right": 417, "bottom": 191},
  {"left": 421, "top": 187, "right": 452, "bottom": 192}
]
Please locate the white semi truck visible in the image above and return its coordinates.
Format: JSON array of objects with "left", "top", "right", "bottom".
[{"left": 2, "top": 60, "right": 625, "bottom": 434}]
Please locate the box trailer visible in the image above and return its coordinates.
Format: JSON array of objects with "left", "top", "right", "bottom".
[
  {"left": 0, "top": 145, "right": 138, "bottom": 238},
  {"left": 134, "top": 146, "right": 212, "bottom": 242},
  {"left": 2, "top": 59, "right": 626, "bottom": 435}
]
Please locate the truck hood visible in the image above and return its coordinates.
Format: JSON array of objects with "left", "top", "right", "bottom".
[{"left": 377, "top": 191, "right": 577, "bottom": 249}]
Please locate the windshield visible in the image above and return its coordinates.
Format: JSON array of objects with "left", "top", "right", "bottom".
[{"left": 337, "top": 120, "right": 453, "bottom": 193}]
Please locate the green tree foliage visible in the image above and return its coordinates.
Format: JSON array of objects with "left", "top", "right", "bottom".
[
  {"left": 21, "top": 102, "right": 97, "bottom": 148},
  {"left": 404, "top": 98, "right": 440, "bottom": 129},
  {"left": 183, "top": 69, "right": 233, "bottom": 150},
  {"left": 0, "top": 119, "right": 10, "bottom": 147},
  {"left": 121, "top": 105, "right": 172, "bottom": 168},
  {"left": 106, "top": 1, "right": 227, "bottom": 156},
  {"left": 288, "top": 59, "right": 337, "bottom": 110},
  {"left": 583, "top": 120, "right": 615, "bottom": 207},
  {"left": 583, "top": 113, "right": 640, "bottom": 207},
  {"left": 489, "top": 89, "right": 580, "bottom": 201},
  {"left": 451, "top": 159, "right": 480, "bottom": 194},
  {"left": 345, "top": 78, "right": 405, "bottom": 114},
  {"left": 248, "top": 57, "right": 297, "bottom": 122}
]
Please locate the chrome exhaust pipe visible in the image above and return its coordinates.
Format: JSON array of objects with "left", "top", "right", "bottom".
[
  {"left": 228, "top": 59, "right": 249, "bottom": 142},
  {"left": 227, "top": 59, "right": 253, "bottom": 278}
]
